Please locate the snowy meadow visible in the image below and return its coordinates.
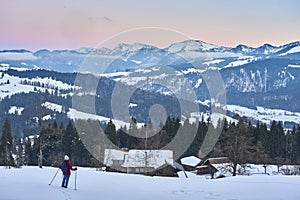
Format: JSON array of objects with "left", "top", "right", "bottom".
[{"left": 0, "top": 166, "right": 299, "bottom": 200}]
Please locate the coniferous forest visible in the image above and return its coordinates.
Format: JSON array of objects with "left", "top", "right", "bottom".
[{"left": 1, "top": 116, "right": 300, "bottom": 171}]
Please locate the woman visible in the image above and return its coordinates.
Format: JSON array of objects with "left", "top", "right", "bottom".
[{"left": 61, "top": 155, "right": 77, "bottom": 188}]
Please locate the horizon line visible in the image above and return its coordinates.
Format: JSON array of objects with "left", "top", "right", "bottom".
[{"left": 1, "top": 39, "right": 300, "bottom": 52}]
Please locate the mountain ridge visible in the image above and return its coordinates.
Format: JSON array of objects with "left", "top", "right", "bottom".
[{"left": 2, "top": 40, "right": 300, "bottom": 55}]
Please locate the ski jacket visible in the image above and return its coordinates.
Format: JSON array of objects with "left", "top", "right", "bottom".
[{"left": 62, "top": 160, "right": 75, "bottom": 175}]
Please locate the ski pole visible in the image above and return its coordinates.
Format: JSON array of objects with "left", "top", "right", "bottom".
[
  {"left": 49, "top": 168, "right": 60, "bottom": 186},
  {"left": 75, "top": 169, "right": 77, "bottom": 191}
]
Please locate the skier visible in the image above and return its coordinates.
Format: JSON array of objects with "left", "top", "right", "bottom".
[{"left": 61, "top": 155, "right": 77, "bottom": 188}]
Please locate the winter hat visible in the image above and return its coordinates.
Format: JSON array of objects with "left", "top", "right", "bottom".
[{"left": 64, "top": 155, "right": 69, "bottom": 161}]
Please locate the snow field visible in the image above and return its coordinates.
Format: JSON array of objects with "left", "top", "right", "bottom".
[{"left": 0, "top": 166, "right": 300, "bottom": 200}]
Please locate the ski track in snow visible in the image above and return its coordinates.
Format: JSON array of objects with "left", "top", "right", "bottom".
[{"left": 0, "top": 166, "right": 300, "bottom": 200}]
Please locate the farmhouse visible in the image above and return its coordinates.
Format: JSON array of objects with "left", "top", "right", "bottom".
[{"left": 104, "top": 149, "right": 175, "bottom": 176}]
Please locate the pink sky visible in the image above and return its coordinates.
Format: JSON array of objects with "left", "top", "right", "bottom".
[{"left": 1, "top": 0, "right": 300, "bottom": 50}]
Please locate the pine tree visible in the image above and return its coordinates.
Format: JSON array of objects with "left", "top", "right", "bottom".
[
  {"left": 0, "top": 118, "right": 15, "bottom": 168},
  {"left": 267, "top": 121, "right": 285, "bottom": 160},
  {"left": 184, "top": 118, "right": 208, "bottom": 157},
  {"left": 25, "top": 137, "right": 34, "bottom": 165},
  {"left": 105, "top": 119, "right": 117, "bottom": 145},
  {"left": 15, "top": 138, "right": 24, "bottom": 168},
  {"left": 62, "top": 121, "right": 75, "bottom": 157},
  {"left": 62, "top": 120, "right": 91, "bottom": 166},
  {"left": 43, "top": 122, "right": 63, "bottom": 165},
  {"left": 294, "top": 125, "right": 300, "bottom": 163}
]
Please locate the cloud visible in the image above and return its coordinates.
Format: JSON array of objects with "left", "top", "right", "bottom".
[
  {"left": 87, "top": 16, "right": 112, "bottom": 22},
  {"left": 103, "top": 16, "right": 112, "bottom": 22}
]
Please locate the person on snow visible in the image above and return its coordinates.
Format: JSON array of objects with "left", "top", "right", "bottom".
[{"left": 61, "top": 155, "right": 77, "bottom": 188}]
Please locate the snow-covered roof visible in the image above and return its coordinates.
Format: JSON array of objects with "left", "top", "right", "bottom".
[
  {"left": 104, "top": 149, "right": 173, "bottom": 169},
  {"left": 104, "top": 149, "right": 128, "bottom": 166},
  {"left": 204, "top": 157, "right": 230, "bottom": 164},
  {"left": 180, "top": 156, "right": 201, "bottom": 167}
]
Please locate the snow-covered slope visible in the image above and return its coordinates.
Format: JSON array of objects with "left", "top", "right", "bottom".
[
  {"left": 0, "top": 166, "right": 299, "bottom": 200},
  {"left": 227, "top": 105, "right": 300, "bottom": 126},
  {"left": 0, "top": 67, "right": 77, "bottom": 99}
]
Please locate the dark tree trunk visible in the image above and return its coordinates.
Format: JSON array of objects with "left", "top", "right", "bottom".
[{"left": 233, "top": 163, "right": 238, "bottom": 176}]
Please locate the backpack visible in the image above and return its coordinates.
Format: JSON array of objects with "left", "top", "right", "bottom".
[{"left": 61, "top": 162, "right": 68, "bottom": 173}]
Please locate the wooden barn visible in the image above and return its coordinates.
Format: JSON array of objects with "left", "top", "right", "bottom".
[
  {"left": 197, "top": 157, "right": 230, "bottom": 178},
  {"left": 180, "top": 156, "right": 202, "bottom": 171}
]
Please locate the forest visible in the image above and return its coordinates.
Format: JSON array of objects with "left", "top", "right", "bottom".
[{"left": 1, "top": 116, "right": 300, "bottom": 175}]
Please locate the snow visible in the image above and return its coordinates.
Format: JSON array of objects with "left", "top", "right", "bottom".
[
  {"left": 227, "top": 105, "right": 300, "bottom": 125},
  {"left": 0, "top": 73, "right": 37, "bottom": 99},
  {"left": 194, "top": 100, "right": 210, "bottom": 107},
  {"left": 167, "top": 40, "right": 221, "bottom": 53},
  {"left": 0, "top": 72, "right": 77, "bottom": 99},
  {"left": 130, "top": 59, "right": 142, "bottom": 64},
  {"left": 288, "top": 64, "right": 300, "bottom": 68},
  {"left": 203, "top": 59, "right": 225, "bottom": 66},
  {"left": 0, "top": 63, "right": 29, "bottom": 71},
  {"left": 104, "top": 149, "right": 128, "bottom": 165},
  {"left": 67, "top": 107, "right": 144, "bottom": 130},
  {"left": 180, "top": 156, "right": 201, "bottom": 167},
  {"left": 115, "top": 76, "right": 148, "bottom": 86},
  {"left": 280, "top": 46, "right": 300, "bottom": 56},
  {"left": 124, "top": 150, "right": 173, "bottom": 169},
  {"left": 189, "top": 112, "right": 238, "bottom": 127},
  {"left": 194, "top": 78, "right": 202, "bottom": 88},
  {"left": 42, "top": 115, "right": 52, "bottom": 120},
  {"left": 8, "top": 106, "right": 24, "bottom": 115},
  {"left": 223, "top": 57, "right": 255, "bottom": 68},
  {"left": 182, "top": 68, "right": 205, "bottom": 75},
  {"left": 129, "top": 103, "right": 138, "bottom": 107},
  {"left": 0, "top": 166, "right": 300, "bottom": 200},
  {"left": 0, "top": 63, "right": 10, "bottom": 67},
  {"left": 210, "top": 113, "right": 238, "bottom": 127},
  {"left": 0, "top": 52, "right": 37, "bottom": 60},
  {"left": 104, "top": 149, "right": 174, "bottom": 170},
  {"left": 24, "top": 76, "right": 79, "bottom": 90},
  {"left": 42, "top": 102, "right": 63, "bottom": 113},
  {"left": 99, "top": 71, "right": 130, "bottom": 78}
]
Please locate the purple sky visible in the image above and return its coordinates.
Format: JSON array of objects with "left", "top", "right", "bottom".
[{"left": 1, "top": 0, "right": 300, "bottom": 50}]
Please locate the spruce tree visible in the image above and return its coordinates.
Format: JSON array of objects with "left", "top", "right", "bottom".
[
  {"left": 62, "top": 121, "right": 75, "bottom": 157},
  {"left": 295, "top": 125, "right": 300, "bottom": 163},
  {"left": 267, "top": 121, "right": 285, "bottom": 160},
  {"left": 0, "top": 118, "right": 15, "bottom": 168},
  {"left": 15, "top": 138, "right": 24, "bottom": 168},
  {"left": 105, "top": 119, "right": 117, "bottom": 145},
  {"left": 25, "top": 137, "right": 34, "bottom": 165}
]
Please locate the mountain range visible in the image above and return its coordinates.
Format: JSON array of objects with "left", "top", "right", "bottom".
[
  {"left": 1, "top": 40, "right": 300, "bottom": 138},
  {"left": 1, "top": 40, "right": 300, "bottom": 72}
]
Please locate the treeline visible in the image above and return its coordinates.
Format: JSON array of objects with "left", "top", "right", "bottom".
[
  {"left": 0, "top": 118, "right": 92, "bottom": 168},
  {"left": 210, "top": 119, "right": 300, "bottom": 175},
  {"left": 1, "top": 116, "right": 300, "bottom": 171}
]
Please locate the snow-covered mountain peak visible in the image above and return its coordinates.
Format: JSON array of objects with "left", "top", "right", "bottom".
[
  {"left": 111, "top": 43, "right": 158, "bottom": 55},
  {"left": 233, "top": 44, "right": 255, "bottom": 53},
  {"left": 258, "top": 43, "right": 278, "bottom": 54},
  {"left": 283, "top": 41, "right": 300, "bottom": 48},
  {"left": 167, "top": 40, "right": 223, "bottom": 53}
]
